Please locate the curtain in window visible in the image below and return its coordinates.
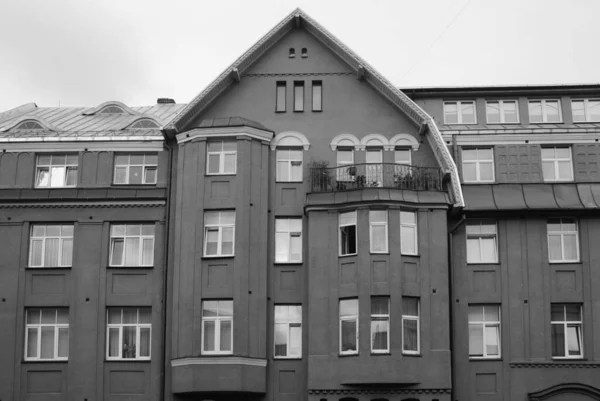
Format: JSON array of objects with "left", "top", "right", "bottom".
[
  {"left": 50, "top": 166, "right": 66, "bottom": 187},
  {"left": 551, "top": 324, "right": 565, "bottom": 356},
  {"left": 27, "top": 328, "right": 38, "bottom": 358},
  {"left": 203, "top": 321, "right": 215, "bottom": 351},
  {"left": 110, "top": 239, "right": 124, "bottom": 265},
  {"left": 122, "top": 326, "right": 136, "bottom": 358},
  {"left": 30, "top": 239, "right": 43, "bottom": 266},
  {"left": 44, "top": 238, "right": 59, "bottom": 266},
  {"left": 222, "top": 227, "right": 234, "bottom": 255},
  {"left": 40, "top": 326, "right": 55, "bottom": 359},
  {"left": 36, "top": 168, "right": 49, "bottom": 187},
  {"left": 403, "top": 319, "right": 418, "bottom": 351},
  {"left": 125, "top": 237, "right": 140, "bottom": 265},
  {"left": 108, "top": 328, "right": 119, "bottom": 357},
  {"left": 142, "top": 238, "right": 154, "bottom": 265},
  {"left": 341, "top": 320, "right": 357, "bottom": 351},
  {"left": 567, "top": 325, "right": 581, "bottom": 355},
  {"left": 65, "top": 167, "right": 77, "bottom": 186},
  {"left": 205, "top": 229, "right": 218, "bottom": 255},
  {"left": 61, "top": 238, "right": 73, "bottom": 266},
  {"left": 139, "top": 327, "right": 151, "bottom": 357},
  {"left": 371, "top": 320, "right": 388, "bottom": 350},
  {"left": 58, "top": 328, "right": 69, "bottom": 358},
  {"left": 220, "top": 320, "right": 232, "bottom": 351}
]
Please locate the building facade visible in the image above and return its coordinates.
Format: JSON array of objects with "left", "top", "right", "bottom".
[{"left": 0, "top": 8, "right": 599, "bottom": 401}]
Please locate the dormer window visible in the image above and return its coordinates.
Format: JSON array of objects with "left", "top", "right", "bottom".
[
  {"left": 301, "top": 48, "right": 308, "bottom": 58},
  {"left": 99, "top": 106, "right": 126, "bottom": 114},
  {"left": 289, "top": 48, "right": 296, "bottom": 58},
  {"left": 129, "top": 119, "right": 159, "bottom": 129},
  {"left": 14, "top": 120, "right": 44, "bottom": 130}
]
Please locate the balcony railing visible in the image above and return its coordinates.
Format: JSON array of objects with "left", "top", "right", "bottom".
[{"left": 309, "top": 163, "right": 443, "bottom": 193}]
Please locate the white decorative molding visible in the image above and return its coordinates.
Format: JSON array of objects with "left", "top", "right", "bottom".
[
  {"left": 360, "top": 133, "right": 390, "bottom": 150},
  {"left": 177, "top": 126, "right": 274, "bottom": 145},
  {"left": 389, "top": 133, "right": 420, "bottom": 151},
  {"left": 443, "top": 133, "right": 600, "bottom": 146},
  {"left": 270, "top": 131, "right": 310, "bottom": 150},
  {"left": 0, "top": 138, "right": 164, "bottom": 152},
  {"left": 330, "top": 133, "right": 361, "bottom": 151},
  {"left": 171, "top": 357, "right": 268, "bottom": 368}
]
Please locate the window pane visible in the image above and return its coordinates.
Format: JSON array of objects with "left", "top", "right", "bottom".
[
  {"left": 44, "top": 238, "right": 60, "bottom": 267},
  {"left": 371, "top": 225, "right": 386, "bottom": 252},
  {"left": 371, "top": 298, "right": 389, "bottom": 314},
  {"left": 371, "top": 320, "right": 388, "bottom": 350},
  {"left": 401, "top": 225, "right": 416, "bottom": 254},
  {"left": 403, "top": 319, "right": 418, "bottom": 351},
  {"left": 126, "top": 225, "right": 141, "bottom": 236},
  {"left": 461, "top": 102, "right": 475, "bottom": 123},
  {"left": 122, "top": 308, "right": 137, "bottom": 324},
  {"left": 312, "top": 83, "right": 322, "bottom": 111},
  {"left": 340, "top": 299, "right": 358, "bottom": 316},
  {"left": 50, "top": 166, "right": 65, "bottom": 187},
  {"left": 208, "top": 154, "right": 220, "bottom": 174},
  {"left": 462, "top": 163, "right": 477, "bottom": 182},
  {"left": 205, "top": 230, "right": 218, "bottom": 255},
  {"left": 589, "top": 101, "right": 600, "bottom": 121},
  {"left": 504, "top": 102, "right": 518, "bottom": 123},
  {"left": 142, "top": 238, "right": 154, "bottom": 265},
  {"left": 124, "top": 237, "right": 140, "bottom": 265},
  {"left": 30, "top": 239, "right": 43, "bottom": 266},
  {"left": 548, "top": 234, "right": 562, "bottom": 261},
  {"left": 138, "top": 308, "right": 152, "bottom": 324},
  {"left": 572, "top": 101, "right": 585, "bottom": 122},
  {"left": 487, "top": 103, "right": 500, "bottom": 123},
  {"left": 485, "top": 325, "right": 499, "bottom": 356},
  {"left": 222, "top": 227, "right": 234, "bottom": 255},
  {"left": 289, "top": 324, "right": 301, "bottom": 356},
  {"left": 467, "top": 238, "right": 480, "bottom": 263},
  {"left": 61, "top": 238, "right": 73, "bottom": 266},
  {"left": 224, "top": 154, "right": 236, "bottom": 174},
  {"left": 341, "top": 225, "right": 356, "bottom": 254},
  {"left": 122, "top": 326, "right": 136, "bottom": 358},
  {"left": 219, "top": 300, "right": 233, "bottom": 317},
  {"left": 207, "top": 142, "right": 222, "bottom": 152},
  {"left": 545, "top": 101, "right": 560, "bottom": 122},
  {"left": 563, "top": 234, "right": 578, "bottom": 261},
  {"left": 403, "top": 298, "right": 419, "bottom": 316},
  {"left": 40, "top": 326, "right": 55, "bottom": 359},
  {"left": 551, "top": 304, "right": 564, "bottom": 321},
  {"left": 469, "top": 325, "right": 484, "bottom": 356},
  {"left": 290, "top": 162, "right": 302, "bottom": 181},
  {"left": 565, "top": 305, "right": 581, "bottom": 321},
  {"left": 274, "top": 324, "right": 287, "bottom": 356},
  {"left": 400, "top": 211, "right": 416, "bottom": 225},
  {"left": 277, "top": 161, "right": 289, "bottom": 181},
  {"left": 341, "top": 320, "right": 357, "bottom": 351},
  {"left": 551, "top": 324, "right": 565, "bottom": 357},
  {"left": 144, "top": 167, "right": 157, "bottom": 184},
  {"left": 290, "top": 235, "right": 301, "bottom": 262},
  {"left": 480, "top": 237, "right": 497, "bottom": 262},
  {"left": 110, "top": 239, "right": 124, "bottom": 265},
  {"left": 339, "top": 211, "right": 356, "bottom": 226},
  {"left": 557, "top": 161, "right": 573, "bottom": 180},
  {"left": 444, "top": 103, "right": 458, "bottom": 124},
  {"left": 58, "top": 327, "right": 69, "bottom": 358},
  {"left": 529, "top": 102, "right": 542, "bottom": 122},
  {"left": 484, "top": 306, "right": 499, "bottom": 321},
  {"left": 468, "top": 305, "right": 484, "bottom": 321},
  {"left": 567, "top": 325, "right": 581, "bottom": 355},
  {"left": 294, "top": 83, "right": 304, "bottom": 111},
  {"left": 220, "top": 320, "right": 232, "bottom": 351},
  {"left": 129, "top": 166, "right": 143, "bottom": 185},
  {"left": 276, "top": 84, "right": 286, "bottom": 112},
  {"left": 27, "top": 328, "right": 38, "bottom": 358},
  {"left": 108, "top": 327, "right": 120, "bottom": 357},
  {"left": 139, "top": 327, "right": 151, "bottom": 357},
  {"left": 479, "top": 163, "right": 494, "bottom": 181}
]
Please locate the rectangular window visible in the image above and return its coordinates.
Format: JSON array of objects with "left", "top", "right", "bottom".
[
  {"left": 339, "top": 299, "right": 358, "bottom": 355},
  {"left": 337, "top": 149, "right": 355, "bottom": 182},
  {"left": 274, "top": 305, "right": 302, "bottom": 358},
  {"left": 547, "top": 218, "right": 579, "bottom": 263},
  {"left": 29, "top": 224, "right": 74, "bottom": 267},
  {"left": 486, "top": 100, "right": 519, "bottom": 123},
  {"left": 275, "top": 218, "right": 302, "bottom": 263},
  {"left": 106, "top": 307, "right": 151, "bottom": 360},
  {"left": 109, "top": 224, "right": 155, "bottom": 266},
  {"left": 466, "top": 220, "right": 498, "bottom": 263},
  {"left": 371, "top": 297, "right": 390, "bottom": 353},
  {"left": 369, "top": 210, "right": 388, "bottom": 253},
  {"left": 402, "top": 297, "right": 420, "bottom": 354},
  {"left": 202, "top": 300, "right": 233, "bottom": 354},
  {"left": 529, "top": 99, "right": 562, "bottom": 123},
  {"left": 312, "top": 81, "right": 322, "bottom": 111},
  {"left": 366, "top": 148, "right": 383, "bottom": 187},
  {"left": 113, "top": 153, "right": 158, "bottom": 185},
  {"left": 462, "top": 148, "right": 495, "bottom": 183},
  {"left": 572, "top": 99, "right": 600, "bottom": 122},
  {"left": 207, "top": 141, "right": 237, "bottom": 175},
  {"left": 25, "top": 308, "right": 69, "bottom": 361},
  {"left": 204, "top": 211, "right": 235, "bottom": 257},
  {"left": 294, "top": 81, "right": 304, "bottom": 112},
  {"left": 443, "top": 101, "right": 476, "bottom": 124},
  {"left": 339, "top": 211, "right": 357, "bottom": 256},
  {"left": 468, "top": 305, "right": 500, "bottom": 358},
  {"left": 276, "top": 149, "right": 303, "bottom": 182},
  {"left": 551, "top": 304, "right": 583, "bottom": 358},
  {"left": 541, "top": 146, "right": 573, "bottom": 182},
  {"left": 276, "top": 81, "right": 286, "bottom": 112},
  {"left": 35, "top": 154, "right": 78, "bottom": 188},
  {"left": 400, "top": 211, "right": 418, "bottom": 255}
]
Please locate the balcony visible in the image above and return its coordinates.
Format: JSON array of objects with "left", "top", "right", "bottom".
[{"left": 309, "top": 163, "right": 443, "bottom": 193}]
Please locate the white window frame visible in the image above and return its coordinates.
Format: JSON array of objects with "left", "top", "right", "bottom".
[
  {"left": 29, "top": 224, "right": 74, "bottom": 268},
  {"left": 370, "top": 297, "right": 390, "bottom": 354},
  {"left": 466, "top": 220, "right": 498, "bottom": 264},
  {"left": 35, "top": 154, "right": 78, "bottom": 188},
  {"left": 109, "top": 224, "right": 155, "bottom": 267},
  {"left": 486, "top": 100, "right": 519, "bottom": 124},
  {"left": 203, "top": 211, "right": 235, "bottom": 257},
  {"left": 275, "top": 217, "right": 302, "bottom": 263},
  {"left": 443, "top": 101, "right": 477, "bottom": 124},
  {"left": 106, "top": 307, "right": 152, "bottom": 360},
  {"left": 339, "top": 299, "right": 359, "bottom": 355},
  {"left": 400, "top": 211, "right": 418, "bottom": 256},
  {"left": 369, "top": 210, "right": 388, "bottom": 254},
  {"left": 541, "top": 146, "right": 573, "bottom": 182},
  {"left": 551, "top": 304, "right": 583, "bottom": 359},
  {"left": 572, "top": 99, "right": 600, "bottom": 122},
  {"left": 294, "top": 81, "right": 304, "bottom": 112},
  {"left": 201, "top": 300, "right": 233, "bottom": 355},
  {"left": 339, "top": 211, "right": 357, "bottom": 256},
  {"left": 24, "top": 308, "right": 69, "bottom": 361},
  {"left": 276, "top": 81, "right": 286, "bottom": 112},
  {"left": 206, "top": 141, "right": 237, "bottom": 175},
  {"left": 528, "top": 99, "right": 562, "bottom": 123},
  {"left": 274, "top": 305, "right": 302, "bottom": 359},
  {"left": 276, "top": 149, "right": 303, "bottom": 182},
  {"left": 462, "top": 148, "right": 495, "bottom": 183},
  {"left": 336, "top": 149, "right": 355, "bottom": 182},
  {"left": 547, "top": 218, "right": 580, "bottom": 263},
  {"left": 402, "top": 297, "right": 420, "bottom": 355},
  {"left": 468, "top": 305, "right": 501, "bottom": 359},
  {"left": 113, "top": 153, "right": 158, "bottom": 185}
]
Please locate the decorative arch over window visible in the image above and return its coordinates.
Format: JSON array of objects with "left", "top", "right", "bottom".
[
  {"left": 330, "top": 133, "right": 360, "bottom": 151},
  {"left": 390, "top": 133, "right": 420, "bottom": 151},
  {"left": 360, "top": 133, "right": 390, "bottom": 150},
  {"left": 3, "top": 117, "right": 57, "bottom": 132},
  {"left": 270, "top": 131, "right": 310, "bottom": 150},
  {"left": 83, "top": 101, "right": 139, "bottom": 116},
  {"left": 127, "top": 118, "right": 161, "bottom": 129},
  {"left": 529, "top": 383, "right": 600, "bottom": 401}
]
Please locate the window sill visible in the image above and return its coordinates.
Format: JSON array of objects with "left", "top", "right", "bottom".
[
  {"left": 107, "top": 265, "right": 154, "bottom": 269},
  {"left": 339, "top": 353, "right": 359, "bottom": 357},
  {"left": 548, "top": 260, "right": 581, "bottom": 264},
  {"left": 486, "top": 122, "right": 521, "bottom": 125},
  {"left": 200, "top": 353, "right": 234, "bottom": 357},
  {"left": 402, "top": 353, "right": 422, "bottom": 357},
  {"left": 274, "top": 262, "right": 303, "bottom": 266},
  {"left": 275, "top": 181, "right": 304, "bottom": 184},
  {"left": 312, "top": 109, "right": 322, "bottom": 113},
  {"left": 105, "top": 359, "right": 151, "bottom": 363},
  {"left": 25, "top": 266, "right": 71, "bottom": 270},
  {"left": 205, "top": 173, "right": 237, "bottom": 177},
  {"left": 467, "top": 262, "right": 500, "bottom": 265},
  {"left": 201, "top": 255, "right": 235, "bottom": 260},
  {"left": 293, "top": 110, "right": 304, "bottom": 113},
  {"left": 551, "top": 357, "right": 585, "bottom": 361},
  {"left": 275, "top": 110, "right": 286, "bottom": 114},
  {"left": 339, "top": 253, "right": 358, "bottom": 258},
  {"left": 462, "top": 181, "right": 496, "bottom": 185},
  {"left": 371, "top": 352, "right": 391, "bottom": 356},
  {"left": 111, "top": 184, "right": 158, "bottom": 187},
  {"left": 370, "top": 252, "right": 389, "bottom": 255},
  {"left": 470, "top": 357, "right": 502, "bottom": 361},
  {"left": 273, "top": 356, "right": 302, "bottom": 360},
  {"left": 22, "top": 359, "right": 68, "bottom": 364},
  {"left": 34, "top": 186, "right": 77, "bottom": 189},
  {"left": 543, "top": 180, "right": 574, "bottom": 183},
  {"left": 401, "top": 253, "right": 420, "bottom": 258}
]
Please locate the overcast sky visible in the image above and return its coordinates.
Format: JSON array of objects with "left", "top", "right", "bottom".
[{"left": 1, "top": 0, "right": 598, "bottom": 112}]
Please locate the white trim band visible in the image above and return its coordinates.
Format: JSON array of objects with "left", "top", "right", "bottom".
[{"left": 171, "top": 357, "right": 267, "bottom": 367}]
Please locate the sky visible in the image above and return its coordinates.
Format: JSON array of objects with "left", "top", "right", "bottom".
[{"left": 0, "top": 0, "right": 598, "bottom": 112}]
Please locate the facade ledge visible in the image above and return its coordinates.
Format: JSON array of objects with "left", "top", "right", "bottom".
[
  {"left": 510, "top": 361, "right": 600, "bottom": 368},
  {"left": 308, "top": 388, "right": 451, "bottom": 395}
]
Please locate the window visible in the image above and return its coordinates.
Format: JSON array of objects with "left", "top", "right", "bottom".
[
  {"left": 35, "top": 154, "right": 78, "bottom": 188},
  {"left": 276, "top": 149, "right": 303, "bottom": 182},
  {"left": 294, "top": 81, "right": 304, "bottom": 112},
  {"left": 207, "top": 141, "right": 237, "bottom": 175},
  {"left": 551, "top": 304, "right": 582, "bottom": 358},
  {"left": 312, "top": 81, "right": 322, "bottom": 111},
  {"left": 288, "top": 48, "right": 295, "bottom": 58},
  {"left": 369, "top": 211, "right": 388, "bottom": 253},
  {"left": 301, "top": 47, "right": 308, "bottom": 58},
  {"left": 366, "top": 148, "right": 383, "bottom": 186},
  {"left": 572, "top": 99, "right": 600, "bottom": 122},
  {"left": 276, "top": 82, "right": 286, "bottom": 112},
  {"left": 109, "top": 224, "right": 155, "bottom": 266},
  {"left": 275, "top": 218, "right": 302, "bottom": 263},
  {"left": 466, "top": 220, "right": 498, "bottom": 263},
  {"left": 468, "top": 305, "right": 500, "bottom": 358},
  {"left": 339, "top": 211, "right": 357, "bottom": 256},
  {"left": 395, "top": 148, "right": 411, "bottom": 165},
  {"left": 462, "top": 148, "right": 494, "bottom": 183},
  {"left": 274, "top": 305, "right": 302, "bottom": 358},
  {"left": 444, "top": 101, "right": 476, "bottom": 124},
  {"left": 129, "top": 119, "right": 159, "bottom": 129},
  {"left": 107, "top": 307, "right": 151, "bottom": 360},
  {"left": 25, "top": 308, "right": 69, "bottom": 361},
  {"left": 337, "top": 149, "right": 355, "bottom": 182},
  {"left": 114, "top": 154, "right": 158, "bottom": 185},
  {"left": 371, "top": 297, "right": 390, "bottom": 353},
  {"left": 541, "top": 147, "right": 573, "bottom": 181},
  {"left": 202, "top": 300, "right": 233, "bottom": 354},
  {"left": 394, "top": 148, "right": 412, "bottom": 180},
  {"left": 486, "top": 100, "right": 519, "bottom": 123},
  {"left": 15, "top": 120, "right": 44, "bottom": 130},
  {"left": 204, "top": 211, "right": 235, "bottom": 257},
  {"left": 29, "top": 224, "right": 73, "bottom": 267},
  {"left": 340, "top": 299, "right": 358, "bottom": 355},
  {"left": 547, "top": 218, "right": 579, "bottom": 263},
  {"left": 99, "top": 106, "right": 126, "bottom": 114},
  {"left": 400, "top": 211, "right": 418, "bottom": 255},
  {"left": 529, "top": 99, "right": 562, "bottom": 123},
  {"left": 402, "top": 297, "right": 420, "bottom": 354}
]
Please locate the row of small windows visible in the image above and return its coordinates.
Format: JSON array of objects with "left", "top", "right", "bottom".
[
  {"left": 288, "top": 47, "right": 308, "bottom": 58},
  {"left": 276, "top": 80, "right": 322, "bottom": 112},
  {"left": 443, "top": 98, "right": 600, "bottom": 124},
  {"left": 11, "top": 117, "right": 159, "bottom": 131}
]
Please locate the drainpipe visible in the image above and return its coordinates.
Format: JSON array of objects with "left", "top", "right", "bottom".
[{"left": 448, "top": 212, "right": 465, "bottom": 401}]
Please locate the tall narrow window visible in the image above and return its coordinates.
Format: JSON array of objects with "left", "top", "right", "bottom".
[
  {"left": 339, "top": 211, "right": 357, "bottom": 256},
  {"left": 109, "top": 224, "right": 155, "bottom": 267},
  {"left": 276, "top": 149, "right": 303, "bottom": 182},
  {"left": 371, "top": 297, "right": 390, "bottom": 353},
  {"left": 400, "top": 211, "right": 418, "bottom": 255},
  {"left": 275, "top": 218, "right": 302, "bottom": 263},
  {"left": 529, "top": 99, "right": 562, "bottom": 123},
  {"left": 35, "top": 154, "right": 78, "bottom": 188},
  {"left": 547, "top": 218, "right": 579, "bottom": 263},
  {"left": 114, "top": 153, "right": 158, "bottom": 184},
  {"left": 402, "top": 297, "right": 420, "bottom": 354},
  {"left": 366, "top": 148, "right": 383, "bottom": 187},
  {"left": 486, "top": 100, "right": 519, "bottom": 123},
  {"left": 551, "top": 304, "right": 583, "bottom": 358},
  {"left": 25, "top": 308, "right": 69, "bottom": 361},
  {"left": 336, "top": 149, "right": 355, "bottom": 182},
  {"left": 468, "top": 305, "right": 501, "bottom": 358},
  {"left": 106, "top": 307, "right": 151, "bottom": 360},
  {"left": 369, "top": 210, "right": 388, "bottom": 253},
  {"left": 312, "top": 81, "right": 322, "bottom": 111},
  {"left": 29, "top": 224, "right": 74, "bottom": 267},
  {"left": 462, "top": 148, "right": 495, "bottom": 183},
  {"left": 572, "top": 99, "right": 600, "bottom": 122},
  {"left": 444, "top": 101, "right": 476, "bottom": 124},
  {"left": 466, "top": 220, "right": 498, "bottom": 263},
  {"left": 339, "top": 299, "right": 358, "bottom": 355},
  {"left": 294, "top": 81, "right": 304, "bottom": 112},
  {"left": 274, "top": 305, "right": 302, "bottom": 358},
  {"left": 206, "top": 141, "right": 237, "bottom": 175},
  {"left": 204, "top": 211, "right": 235, "bottom": 257},
  {"left": 276, "top": 82, "right": 286, "bottom": 112},
  {"left": 542, "top": 147, "right": 573, "bottom": 182},
  {"left": 202, "top": 300, "right": 233, "bottom": 354}
]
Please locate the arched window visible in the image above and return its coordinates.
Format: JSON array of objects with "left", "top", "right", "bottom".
[
  {"left": 129, "top": 119, "right": 160, "bottom": 129},
  {"left": 271, "top": 132, "right": 310, "bottom": 183},
  {"left": 301, "top": 47, "right": 308, "bottom": 58},
  {"left": 289, "top": 48, "right": 296, "bottom": 58},
  {"left": 99, "top": 106, "right": 126, "bottom": 114},
  {"left": 14, "top": 120, "right": 44, "bottom": 130},
  {"left": 330, "top": 133, "right": 360, "bottom": 151}
]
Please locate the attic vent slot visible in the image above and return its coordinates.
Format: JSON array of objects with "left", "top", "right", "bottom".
[{"left": 289, "top": 48, "right": 295, "bottom": 58}]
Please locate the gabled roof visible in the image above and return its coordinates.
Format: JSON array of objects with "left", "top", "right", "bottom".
[{"left": 165, "top": 8, "right": 464, "bottom": 207}]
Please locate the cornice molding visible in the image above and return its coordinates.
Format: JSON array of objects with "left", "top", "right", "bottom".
[
  {"left": 510, "top": 362, "right": 600, "bottom": 368},
  {"left": 445, "top": 132, "right": 600, "bottom": 146},
  {"left": 0, "top": 200, "right": 165, "bottom": 209},
  {"left": 177, "top": 126, "right": 274, "bottom": 145},
  {"left": 308, "top": 389, "right": 451, "bottom": 395},
  {"left": 171, "top": 356, "right": 267, "bottom": 367},
  {"left": 0, "top": 140, "right": 163, "bottom": 152}
]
